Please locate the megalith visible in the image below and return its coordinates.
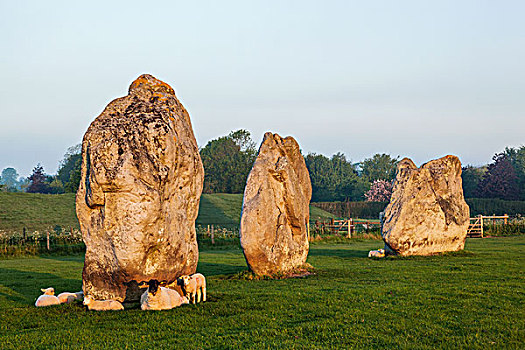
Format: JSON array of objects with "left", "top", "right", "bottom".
[
  {"left": 76, "top": 74, "right": 204, "bottom": 302},
  {"left": 382, "top": 155, "right": 470, "bottom": 256},
  {"left": 240, "top": 132, "right": 312, "bottom": 275}
]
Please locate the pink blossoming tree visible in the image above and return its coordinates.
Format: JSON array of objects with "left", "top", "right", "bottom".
[{"left": 365, "top": 179, "right": 393, "bottom": 202}]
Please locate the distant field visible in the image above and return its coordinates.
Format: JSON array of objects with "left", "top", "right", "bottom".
[
  {"left": 0, "top": 193, "right": 336, "bottom": 232},
  {"left": 0, "top": 237, "right": 523, "bottom": 349},
  {"left": 0, "top": 193, "right": 79, "bottom": 232},
  {"left": 196, "top": 193, "right": 336, "bottom": 226}
]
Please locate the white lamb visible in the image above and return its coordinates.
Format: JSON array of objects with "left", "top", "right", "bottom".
[
  {"left": 140, "top": 280, "right": 187, "bottom": 311},
  {"left": 58, "top": 291, "right": 84, "bottom": 304},
  {"left": 83, "top": 295, "right": 124, "bottom": 311},
  {"left": 368, "top": 248, "right": 386, "bottom": 258},
  {"left": 178, "top": 273, "right": 206, "bottom": 304},
  {"left": 35, "top": 287, "right": 60, "bottom": 307}
]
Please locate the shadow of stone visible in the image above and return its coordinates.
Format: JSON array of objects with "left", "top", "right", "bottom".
[
  {"left": 38, "top": 255, "right": 85, "bottom": 263},
  {"left": 0, "top": 267, "right": 82, "bottom": 306},
  {"left": 196, "top": 261, "right": 247, "bottom": 276},
  {"left": 308, "top": 247, "right": 369, "bottom": 259}
]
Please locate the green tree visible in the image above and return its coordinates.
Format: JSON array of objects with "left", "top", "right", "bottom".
[
  {"left": 49, "top": 178, "right": 65, "bottom": 194},
  {"left": 1, "top": 167, "right": 20, "bottom": 192},
  {"left": 504, "top": 146, "right": 525, "bottom": 200},
  {"left": 200, "top": 130, "right": 257, "bottom": 194},
  {"left": 228, "top": 129, "right": 256, "bottom": 154},
  {"left": 305, "top": 152, "right": 368, "bottom": 202},
  {"left": 461, "top": 165, "right": 486, "bottom": 198},
  {"left": 66, "top": 159, "right": 82, "bottom": 193},
  {"left": 57, "top": 144, "right": 82, "bottom": 192},
  {"left": 360, "top": 153, "right": 399, "bottom": 182}
]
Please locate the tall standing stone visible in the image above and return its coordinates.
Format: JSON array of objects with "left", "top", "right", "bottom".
[
  {"left": 382, "top": 155, "right": 470, "bottom": 256},
  {"left": 240, "top": 132, "right": 312, "bottom": 276},
  {"left": 76, "top": 74, "right": 204, "bottom": 302}
]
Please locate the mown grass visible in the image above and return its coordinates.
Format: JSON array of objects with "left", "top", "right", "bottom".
[
  {"left": 0, "top": 193, "right": 336, "bottom": 232},
  {"left": 0, "top": 237, "right": 523, "bottom": 349}
]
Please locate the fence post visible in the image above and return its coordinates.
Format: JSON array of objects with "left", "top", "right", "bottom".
[
  {"left": 211, "top": 225, "right": 215, "bottom": 245},
  {"left": 307, "top": 221, "right": 310, "bottom": 240},
  {"left": 480, "top": 215, "right": 484, "bottom": 238},
  {"left": 504, "top": 214, "right": 508, "bottom": 225},
  {"left": 347, "top": 219, "right": 351, "bottom": 238},
  {"left": 23, "top": 227, "right": 26, "bottom": 244},
  {"left": 46, "top": 231, "right": 50, "bottom": 251}
]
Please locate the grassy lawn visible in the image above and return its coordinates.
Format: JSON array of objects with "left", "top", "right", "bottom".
[{"left": 0, "top": 237, "right": 523, "bottom": 349}]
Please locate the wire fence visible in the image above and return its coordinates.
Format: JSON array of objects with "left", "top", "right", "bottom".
[{"left": 2, "top": 215, "right": 524, "bottom": 257}]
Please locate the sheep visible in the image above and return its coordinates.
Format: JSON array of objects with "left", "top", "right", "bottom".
[
  {"left": 83, "top": 295, "right": 124, "bottom": 311},
  {"left": 368, "top": 248, "right": 386, "bottom": 258},
  {"left": 35, "top": 287, "right": 60, "bottom": 307},
  {"left": 57, "top": 291, "right": 84, "bottom": 304},
  {"left": 140, "top": 279, "right": 187, "bottom": 311},
  {"left": 178, "top": 273, "right": 206, "bottom": 304}
]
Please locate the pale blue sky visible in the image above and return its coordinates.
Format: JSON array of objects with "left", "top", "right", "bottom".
[{"left": 1, "top": 0, "right": 524, "bottom": 176}]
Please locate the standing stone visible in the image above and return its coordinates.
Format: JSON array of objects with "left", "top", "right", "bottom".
[
  {"left": 76, "top": 74, "right": 204, "bottom": 302},
  {"left": 382, "top": 155, "right": 470, "bottom": 256},
  {"left": 240, "top": 132, "right": 312, "bottom": 276}
]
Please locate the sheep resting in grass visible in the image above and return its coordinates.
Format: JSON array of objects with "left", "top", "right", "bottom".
[
  {"left": 83, "top": 295, "right": 124, "bottom": 311},
  {"left": 140, "top": 280, "right": 188, "bottom": 311},
  {"left": 178, "top": 273, "right": 206, "bottom": 304},
  {"left": 35, "top": 287, "right": 60, "bottom": 307},
  {"left": 368, "top": 248, "right": 386, "bottom": 258},
  {"left": 58, "top": 291, "right": 84, "bottom": 304}
]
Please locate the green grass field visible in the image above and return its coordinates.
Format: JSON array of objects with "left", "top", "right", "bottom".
[
  {"left": 0, "top": 193, "right": 78, "bottom": 232},
  {"left": 0, "top": 193, "right": 336, "bottom": 232},
  {"left": 0, "top": 237, "right": 523, "bottom": 349}
]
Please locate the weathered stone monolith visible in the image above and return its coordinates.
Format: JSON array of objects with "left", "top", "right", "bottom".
[
  {"left": 382, "top": 155, "right": 470, "bottom": 256},
  {"left": 76, "top": 74, "right": 204, "bottom": 302},
  {"left": 240, "top": 132, "right": 312, "bottom": 276}
]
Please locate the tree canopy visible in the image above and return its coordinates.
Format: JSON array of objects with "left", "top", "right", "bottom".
[
  {"left": 475, "top": 152, "right": 522, "bottom": 200},
  {"left": 200, "top": 130, "right": 257, "bottom": 194},
  {"left": 305, "top": 152, "right": 369, "bottom": 202},
  {"left": 56, "top": 144, "right": 82, "bottom": 193},
  {"left": 0, "top": 167, "right": 20, "bottom": 191},
  {"left": 360, "top": 153, "right": 399, "bottom": 182},
  {"left": 461, "top": 165, "right": 486, "bottom": 198}
]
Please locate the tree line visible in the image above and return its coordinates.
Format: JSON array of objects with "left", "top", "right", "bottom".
[
  {"left": 0, "top": 144, "right": 81, "bottom": 194},
  {"left": 1, "top": 130, "right": 523, "bottom": 203}
]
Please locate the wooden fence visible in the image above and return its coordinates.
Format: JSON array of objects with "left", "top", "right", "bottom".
[
  {"left": 467, "top": 215, "right": 509, "bottom": 238},
  {"left": 309, "top": 219, "right": 381, "bottom": 238}
]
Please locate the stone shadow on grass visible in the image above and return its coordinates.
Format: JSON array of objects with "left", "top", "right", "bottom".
[
  {"left": 196, "top": 261, "right": 247, "bottom": 277},
  {"left": 38, "top": 254, "right": 85, "bottom": 264},
  {"left": 308, "top": 247, "right": 370, "bottom": 259},
  {"left": 0, "top": 267, "right": 81, "bottom": 306}
]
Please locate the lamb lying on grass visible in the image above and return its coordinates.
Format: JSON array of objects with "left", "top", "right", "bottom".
[
  {"left": 178, "top": 273, "right": 206, "bottom": 304},
  {"left": 58, "top": 291, "right": 84, "bottom": 304},
  {"left": 35, "top": 287, "right": 60, "bottom": 307},
  {"left": 83, "top": 295, "right": 124, "bottom": 311},
  {"left": 368, "top": 248, "right": 386, "bottom": 258},
  {"left": 140, "top": 280, "right": 188, "bottom": 311}
]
